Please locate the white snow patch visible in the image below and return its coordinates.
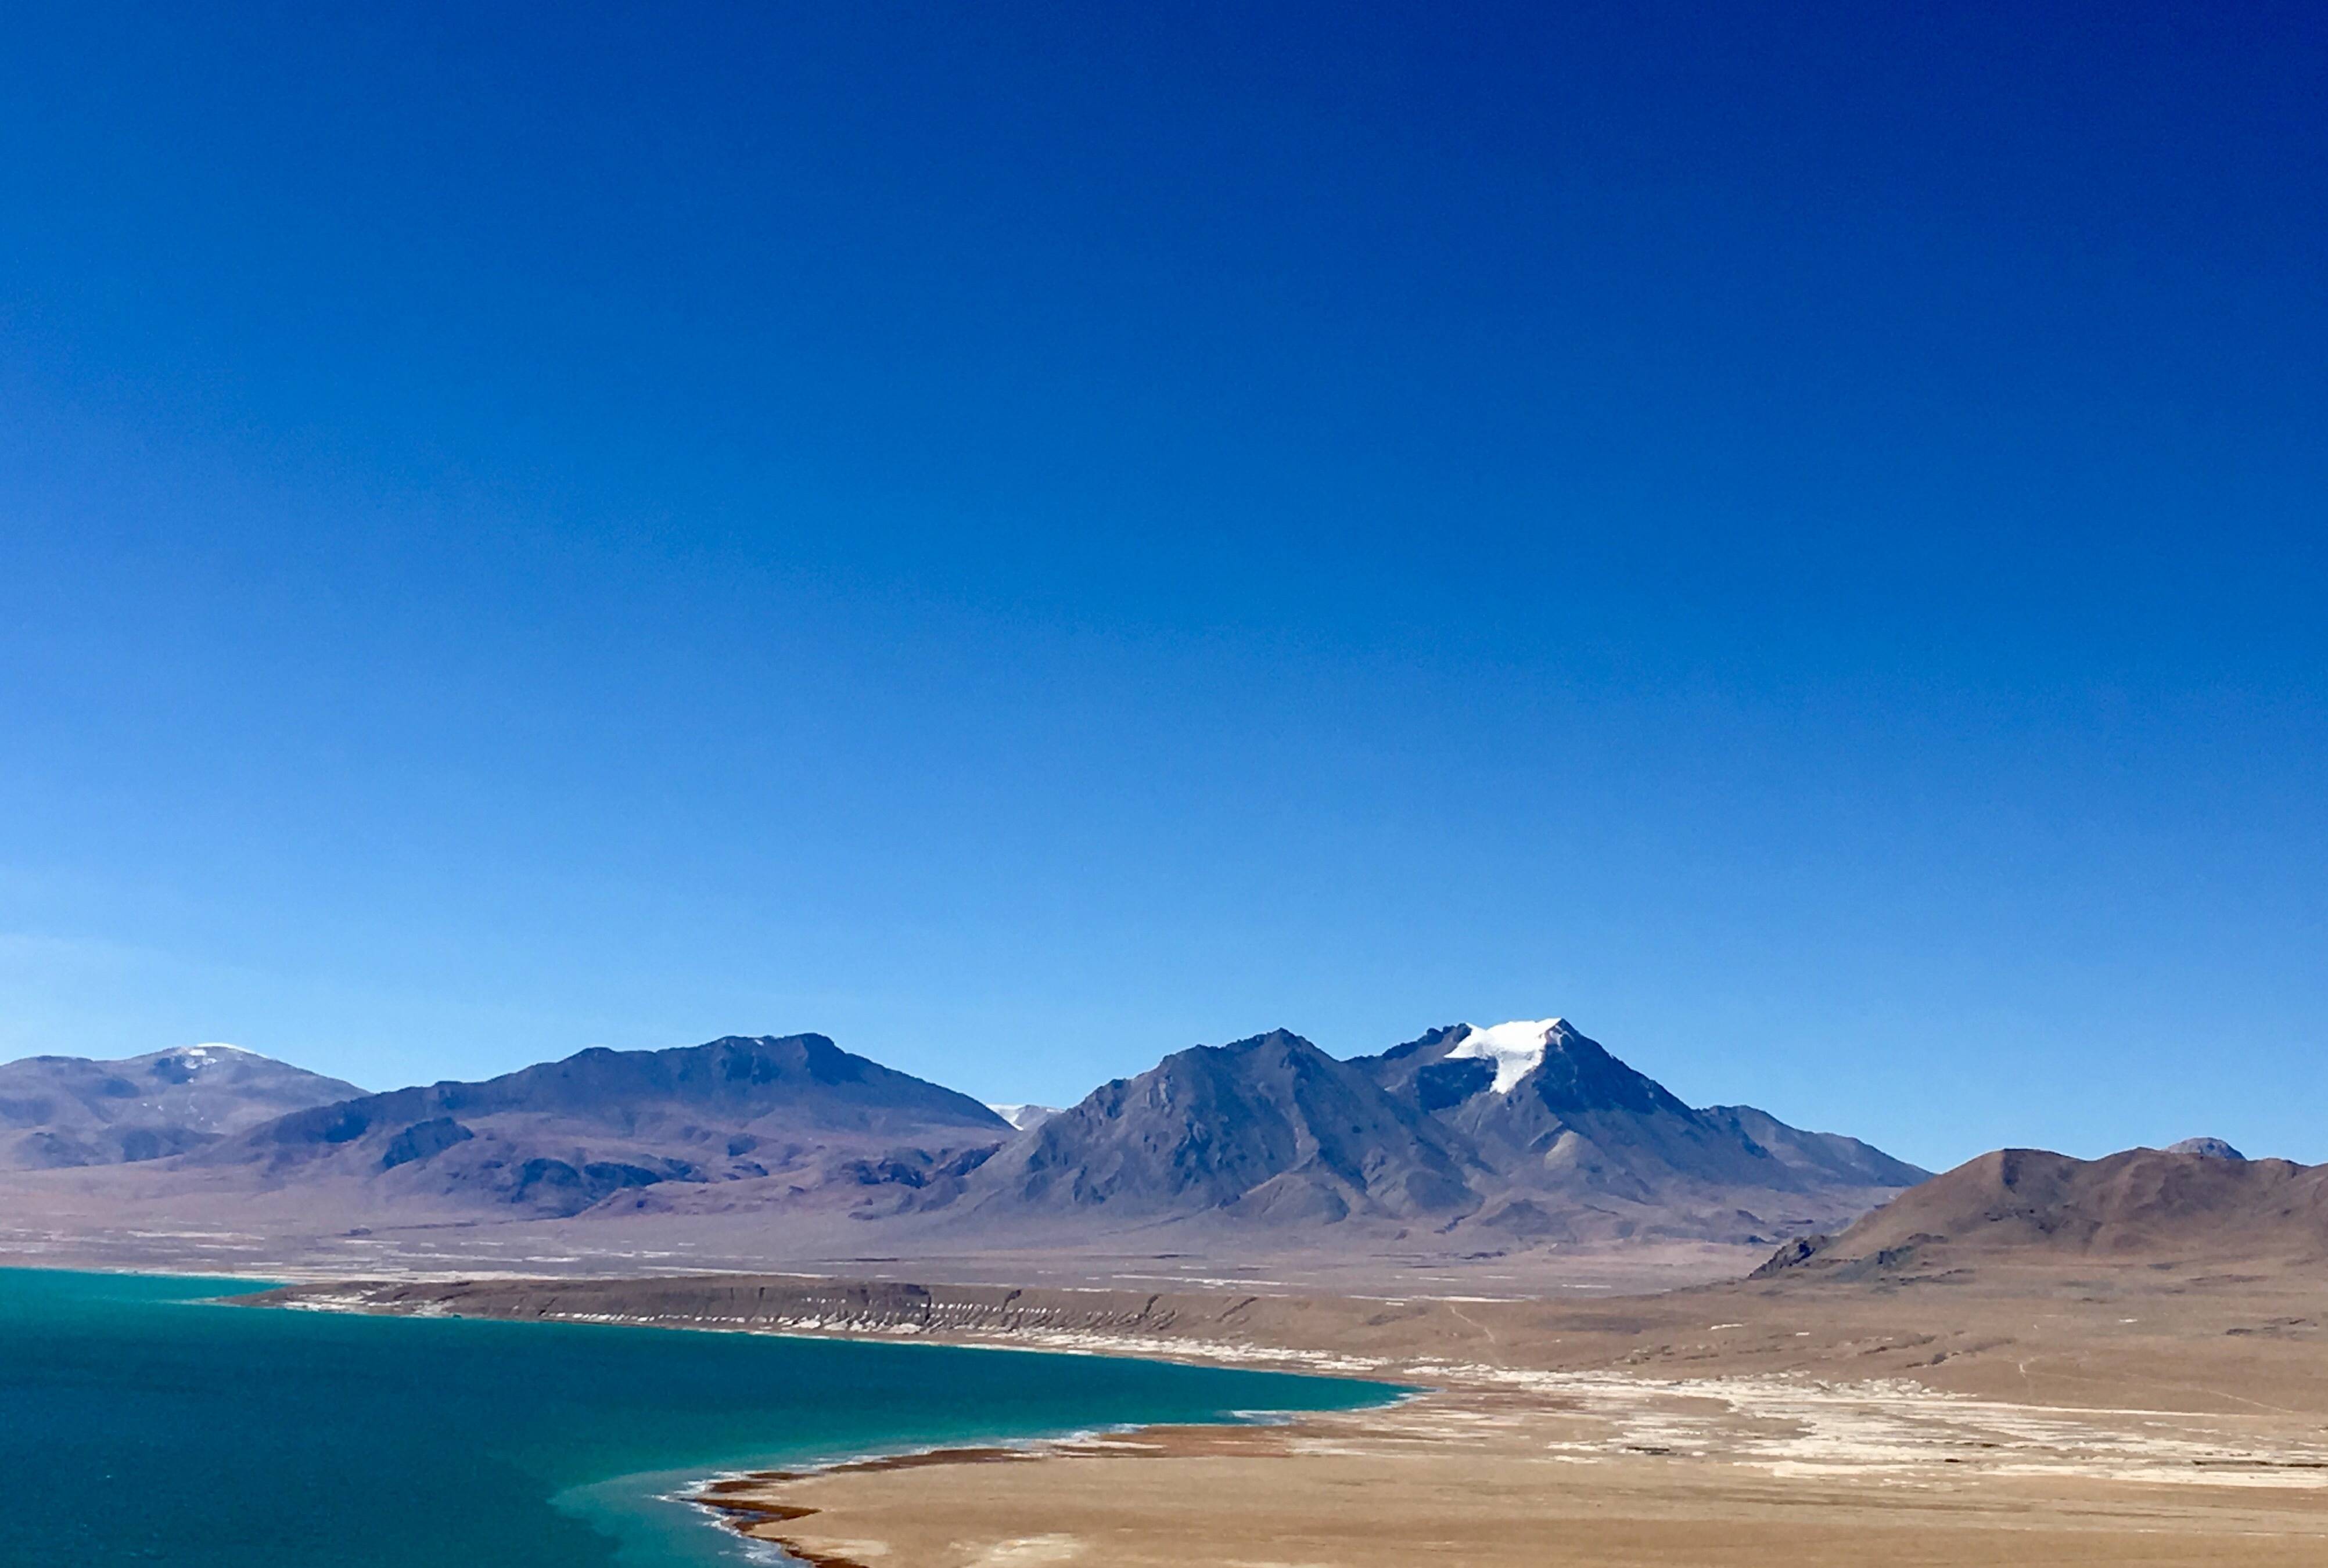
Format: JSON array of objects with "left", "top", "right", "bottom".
[
  {"left": 987, "top": 1103, "right": 1058, "bottom": 1132},
  {"left": 1447, "top": 1018, "right": 1566, "bottom": 1095}
]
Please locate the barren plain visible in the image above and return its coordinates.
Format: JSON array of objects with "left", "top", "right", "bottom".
[{"left": 254, "top": 1250, "right": 2328, "bottom": 1567}]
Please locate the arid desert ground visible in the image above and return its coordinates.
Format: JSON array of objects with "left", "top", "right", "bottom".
[{"left": 256, "top": 1245, "right": 2328, "bottom": 1567}]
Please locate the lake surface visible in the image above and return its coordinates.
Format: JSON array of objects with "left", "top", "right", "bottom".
[{"left": 0, "top": 1268, "right": 1396, "bottom": 1567}]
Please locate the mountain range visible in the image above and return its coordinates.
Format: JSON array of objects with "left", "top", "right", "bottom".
[
  {"left": 208, "top": 1033, "right": 1011, "bottom": 1218},
  {"left": 0, "top": 1017, "right": 1927, "bottom": 1251}
]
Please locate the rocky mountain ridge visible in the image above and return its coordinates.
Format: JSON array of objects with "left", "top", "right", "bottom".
[
  {"left": 2, "top": 1017, "right": 1929, "bottom": 1247},
  {"left": 200, "top": 1033, "right": 1009, "bottom": 1218}
]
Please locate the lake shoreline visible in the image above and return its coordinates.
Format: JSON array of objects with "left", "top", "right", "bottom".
[
  {"left": 688, "top": 1443, "right": 1077, "bottom": 1568},
  {"left": 229, "top": 1273, "right": 1416, "bottom": 1567},
  {"left": 240, "top": 1265, "right": 2328, "bottom": 1566},
  {"left": 6, "top": 1266, "right": 1385, "bottom": 1568}
]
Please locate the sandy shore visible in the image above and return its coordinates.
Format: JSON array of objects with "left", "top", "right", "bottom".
[{"left": 713, "top": 1413, "right": 2328, "bottom": 1567}]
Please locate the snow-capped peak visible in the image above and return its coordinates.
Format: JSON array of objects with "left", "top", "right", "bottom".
[
  {"left": 170, "top": 1042, "right": 252, "bottom": 1069},
  {"left": 986, "top": 1102, "right": 1059, "bottom": 1132},
  {"left": 1447, "top": 1017, "right": 1566, "bottom": 1095}
]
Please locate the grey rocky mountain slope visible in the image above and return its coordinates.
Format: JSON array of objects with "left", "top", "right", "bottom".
[
  {"left": 0, "top": 1045, "right": 364, "bottom": 1170},
  {"left": 1357, "top": 1020, "right": 1787, "bottom": 1192},
  {"left": 1346, "top": 1018, "right": 1927, "bottom": 1239},
  {"left": 1684, "top": 1106, "right": 1926, "bottom": 1188},
  {"left": 2165, "top": 1136, "right": 2246, "bottom": 1160},
  {"left": 207, "top": 1034, "right": 1009, "bottom": 1218},
  {"left": 928, "top": 1019, "right": 1928, "bottom": 1246},
  {"left": 936, "top": 1030, "right": 1478, "bottom": 1229}
]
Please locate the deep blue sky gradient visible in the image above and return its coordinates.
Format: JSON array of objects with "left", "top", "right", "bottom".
[{"left": 2, "top": 3, "right": 2323, "bottom": 1169}]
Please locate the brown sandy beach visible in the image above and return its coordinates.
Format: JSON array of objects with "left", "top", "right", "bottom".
[
  {"left": 715, "top": 1415, "right": 2328, "bottom": 1567},
  {"left": 253, "top": 1258, "right": 2328, "bottom": 1566}
]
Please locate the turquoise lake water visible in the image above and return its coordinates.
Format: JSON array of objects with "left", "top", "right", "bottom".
[{"left": 0, "top": 1268, "right": 1397, "bottom": 1567}]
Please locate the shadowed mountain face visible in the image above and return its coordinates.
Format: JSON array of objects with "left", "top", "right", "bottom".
[
  {"left": 0, "top": 1046, "right": 364, "bottom": 1170},
  {"left": 937, "top": 1020, "right": 1928, "bottom": 1246},
  {"left": 210, "top": 1034, "right": 1011, "bottom": 1218},
  {"left": 1756, "top": 1145, "right": 2328, "bottom": 1279}
]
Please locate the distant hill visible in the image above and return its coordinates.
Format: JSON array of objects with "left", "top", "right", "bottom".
[
  {"left": 1755, "top": 1145, "right": 2328, "bottom": 1279},
  {"left": 931, "top": 1019, "right": 1927, "bottom": 1246},
  {"left": 210, "top": 1034, "right": 1010, "bottom": 1218},
  {"left": 0, "top": 1045, "right": 364, "bottom": 1170}
]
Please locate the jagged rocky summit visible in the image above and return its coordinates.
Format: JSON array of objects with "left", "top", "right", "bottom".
[{"left": 924, "top": 1017, "right": 1929, "bottom": 1246}]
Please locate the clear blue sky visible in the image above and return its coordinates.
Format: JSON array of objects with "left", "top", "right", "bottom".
[{"left": 2, "top": 3, "right": 2322, "bottom": 1171}]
